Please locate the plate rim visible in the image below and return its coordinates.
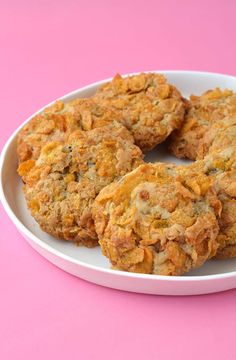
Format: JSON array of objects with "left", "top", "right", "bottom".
[{"left": 1, "top": 69, "right": 236, "bottom": 284}]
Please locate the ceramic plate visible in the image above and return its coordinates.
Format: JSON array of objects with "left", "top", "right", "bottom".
[{"left": 1, "top": 70, "right": 236, "bottom": 296}]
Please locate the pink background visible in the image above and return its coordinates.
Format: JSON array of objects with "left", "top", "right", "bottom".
[{"left": 1, "top": 1, "right": 236, "bottom": 359}]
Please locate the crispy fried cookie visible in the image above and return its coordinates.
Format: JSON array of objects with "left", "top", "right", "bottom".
[
  {"left": 94, "top": 73, "right": 186, "bottom": 152},
  {"left": 170, "top": 88, "right": 236, "bottom": 160},
  {"left": 18, "top": 123, "right": 143, "bottom": 247},
  {"left": 92, "top": 163, "right": 221, "bottom": 275}
]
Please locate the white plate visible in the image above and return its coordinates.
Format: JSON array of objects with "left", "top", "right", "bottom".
[{"left": 1, "top": 70, "right": 236, "bottom": 296}]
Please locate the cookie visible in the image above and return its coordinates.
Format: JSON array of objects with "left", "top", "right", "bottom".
[
  {"left": 92, "top": 163, "right": 221, "bottom": 275},
  {"left": 17, "top": 98, "right": 123, "bottom": 163},
  {"left": 198, "top": 116, "right": 236, "bottom": 158},
  {"left": 170, "top": 88, "right": 236, "bottom": 160},
  {"left": 18, "top": 123, "right": 143, "bottom": 246},
  {"left": 94, "top": 73, "right": 186, "bottom": 152},
  {"left": 192, "top": 147, "right": 236, "bottom": 259}
]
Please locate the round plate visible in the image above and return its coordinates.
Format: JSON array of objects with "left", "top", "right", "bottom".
[{"left": 1, "top": 70, "right": 236, "bottom": 296}]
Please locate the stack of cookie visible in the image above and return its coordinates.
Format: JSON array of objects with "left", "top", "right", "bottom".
[{"left": 17, "top": 73, "right": 236, "bottom": 276}]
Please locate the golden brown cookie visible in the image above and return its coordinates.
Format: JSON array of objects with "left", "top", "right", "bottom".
[
  {"left": 192, "top": 147, "right": 236, "bottom": 259},
  {"left": 197, "top": 116, "right": 236, "bottom": 158},
  {"left": 17, "top": 98, "right": 123, "bottom": 163},
  {"left": 170, "top": 88, "right": 236, "bottom": 160},
  {"left": 94, "top": 73, "right": 187, "bottom": 152},
  {"left": 92, "top": 163, "right": 221, "bottom": 275},
  {"left": 18, "top": 123, "right": 143, "bottom": 247}
]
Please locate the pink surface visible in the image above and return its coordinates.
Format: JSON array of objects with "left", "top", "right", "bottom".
[{"left": 1, "top": 0, "right": 236, "bottom": 359}]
